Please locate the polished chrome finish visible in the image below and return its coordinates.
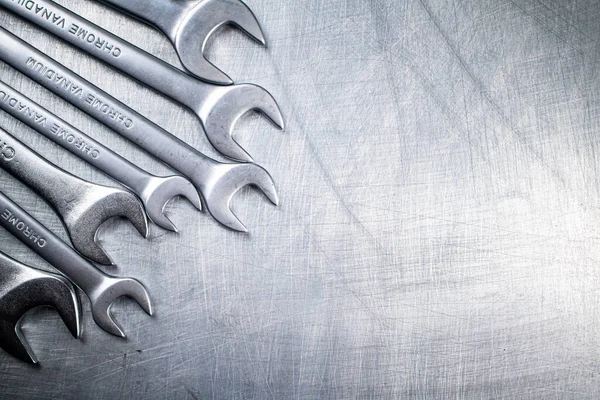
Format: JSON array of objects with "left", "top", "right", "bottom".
[
  {"left": 0, "top": 127, "right": 148, "bottom": 265},
  {"left": 0, "top": 29, "right": 279, "bottom": 232},
  {"left": 0, "top": 191, "right": 152, "bottom": 338},
  {"left": 0, "top": 80, "right": 201, "bottom": 232},
  {"left": 0, "top": 251, "right": 81, "bottom": 364},
  {"left": 97, "top": 0, "right": 266, "bottom": 84},
  {"left": 0, "top": 0, "right": 284, "bottom": 162}
]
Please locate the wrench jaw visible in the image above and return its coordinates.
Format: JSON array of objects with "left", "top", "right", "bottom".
[
  {"left": 0, "top": 319, "right": 37, "bottom": 364},
  {"left": 32, "top": 274, "right": 82, "bottom": 340},
  {"left": 199, "top": 84, "right": 284, "bottom": 162},
  {"left": 0, "top": 258, "right": 82, "bottom": 363},
  {"left": 200, "top": 163, "right": 279, "bottom": 232},
  {"left": 174, "top": 0, "right": 266, "bottom": 84},
  {"left": 65, "top": 187, "right": 149, "bottom": 265},
  {"left": 138, "top": 175, "right": 202, "bottom": 232},
  {"left": 88, "top": 276, "right": 153, "bottom": 338}
]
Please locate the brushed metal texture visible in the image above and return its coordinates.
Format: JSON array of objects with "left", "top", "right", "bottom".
[{"left": 1, "top": 0, "right": 600, "bottom": 398}]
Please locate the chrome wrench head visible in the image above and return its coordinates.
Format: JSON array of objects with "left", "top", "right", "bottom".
[
  {"left": 198, "top": 83, "right": 284, "bottom": 162},
  {"left": 0, "top": 252, "right": 81, "bottom": 364},
  {"left": 87, "top": 275, "right": 152, "bottom": 338},
  {"left": 0, "top": 189, "right": 152, "bottom": 339},
  {"left": 65, "top": 185, "right": 148, "bottom": 265},
  {"left": 175, "top": 0, "right": 266, "bottom": 85},
  {"left": 200, "top": 162, "right": 279, "bottom": 232},
  {"left": 139, "top": 175, "right": 202, "bottom": 232}
]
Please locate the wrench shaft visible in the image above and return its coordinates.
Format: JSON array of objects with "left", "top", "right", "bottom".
[
  {"left": 0, "top": 28, "right": 214, "bottom": 186},
  {"left": 95, "top": 0, "right": 192, "bottom": 38},
  {"left": 0, "top": 81, "right": 157, "bottom": 196},
  {"left": 0, "top": 128, "right": 88, "bottom": 214},
  {"left": 0, "top": 191, "right": 109, "bottom": 294},
  {"left": 0, "top": 0, "right": 209, "bottom": 106}
]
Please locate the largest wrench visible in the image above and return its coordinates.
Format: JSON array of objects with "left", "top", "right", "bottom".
[
  {"left": 0, "top": 28, "right": 279, "bottom": 232},
  {"left": 0, "top": 250, "right": 81, "bottom": 363},
  {"left": 0, "top": 190, "right": 153, "bottom": 337},
  {"left": 95, "top": 0, "right": 267, "bottom": 85},
  {"left": 0, "top": 0, "right": 284, "bottom": 162}
]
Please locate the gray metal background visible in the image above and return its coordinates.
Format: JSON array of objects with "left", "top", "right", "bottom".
[{"left": 0, "top": 0, "right": 599, "bottom": 398}]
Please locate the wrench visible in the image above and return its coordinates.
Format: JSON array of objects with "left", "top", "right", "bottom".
[
  {"left": 0, "top": 127, "right": 148, "bottom": 265},
  {"left": 0, "top": 80, "right": 201, "bottom": 232},
  {"left": 0, "top": 0, "right": 284, "bottom": 162},
  {"left": 0, "top": 190, "right": 153, "bottom": 337},
  {"left": 0, "top": 29, "right": 279, "bottom": 232},
  {"left": 96, "top": 0, "right": 266, "bottom": 85},
  {"left": 0, "top": 250, "right": 81, "bottom": 363}
]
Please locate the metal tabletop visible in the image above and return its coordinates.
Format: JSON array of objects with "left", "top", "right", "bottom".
[{"left": 1, "top": 0, "right": 599, "bottom": 398}]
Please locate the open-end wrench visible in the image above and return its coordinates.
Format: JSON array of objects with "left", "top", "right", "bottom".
[
  {"left": 0, "top": 0, "right": 284, "bottom": 162},
  {"left": 0, "top": 250, "right": 81, "bottom": 363},
  {"left": 0, "top": 29, "right": 279, "bottom": 232},
  {"left": 96, "top": 0, "right": 266, "bottom": 85},
  {"left": 0, "top": 127, "right": 148, "bottom": 265},
  {"left": 0, "top": 190, "right": 153, "bottom": 337},
  {"left": 0, "top": 80, "right": 201, "bottom": 232}
]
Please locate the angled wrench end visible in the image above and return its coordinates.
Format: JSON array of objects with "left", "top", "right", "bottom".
[
  {"left": 155, "top": 216, "right": 179, "bottom": 233},
  {"left": 90, "top": 276, "right": 153, "bottom": 338},
  {"left": 208, "top": 205, "right": 248, "bottom": 232},
  {"left": 174, "top": 0, "right": 266, "bottom": 83},
  {"left": 201, "top": 83, "right": 284, "bottom": 162},
  {"left": 140, "top": 175, "right": 202, "bottom": 232},
  {"left": 267, "top": 188, "right": 280, "bottom": 207},
  {"left": 202, "top": 162, "right": 278, "bottom": 232},
  {"left": 0, "top": 252, "right": 82, "bottom": 363},
  {"left": 3, "top": 328, "right": 37, "bottom": 364},
  {"left": 185, "top": 58, "right": 234, "bottom": 87},
  {"left": 67, "top": 187, "right": 148, "bottom": 265},
  {"left": 48, "top": 274, "right": 83, "bottom": 339},
  {"left": 222, "top": 0, "right": 268, "bottom": 46}
]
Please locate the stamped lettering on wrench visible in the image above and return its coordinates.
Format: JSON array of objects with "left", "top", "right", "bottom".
[
  {"left": 0, "top": 90, "right": 47, "bottom": 126},
  {"left": 68, "top": 24, "right": 121, "bottom": 57},
  {"left": 0, "top": 89, "right": 100, "bottom": 158},
  {"left": 24, "top": 58, "right": 134, "bottom": 129},
  {"left": 84, "top": 94, "right": 134, "bottom": 128},
  {"left": 49, "top": 123, "right": 101, "bottom": 159},
  {"left": 1, "top": 208, "right": 47, "bottom": 247},
  {"left": 9, "top": 0, "right": 122, "bottom": 57},
  {"left": 11, "top": 0, "right": 65, "bottom": 27},
  {"left": 25, "top": 58, "right": 83, "bottom": 97}
]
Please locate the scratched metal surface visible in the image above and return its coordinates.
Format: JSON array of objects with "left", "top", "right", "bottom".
[{"left": 0, "top": 0, "right": 599, "bottom": 398}]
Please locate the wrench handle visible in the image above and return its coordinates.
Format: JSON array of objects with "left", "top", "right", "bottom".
[
  {"left": 0, "top": 28, "right": 214, "bottom": 182},
  {"left": 0, "top": 80, "right": 155, "bottom": 196},
  {"left": 0, "top": 190, "right": 110, "bottom": 294},
  {"left": 94, "top": 0, "right": 193, "bottom": 38},
  {"left": 0, "top": 127, "right": 89, "bottom": 216},
  {"left": 0, "top": 0, "right": 209, "bottom": 106}
]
